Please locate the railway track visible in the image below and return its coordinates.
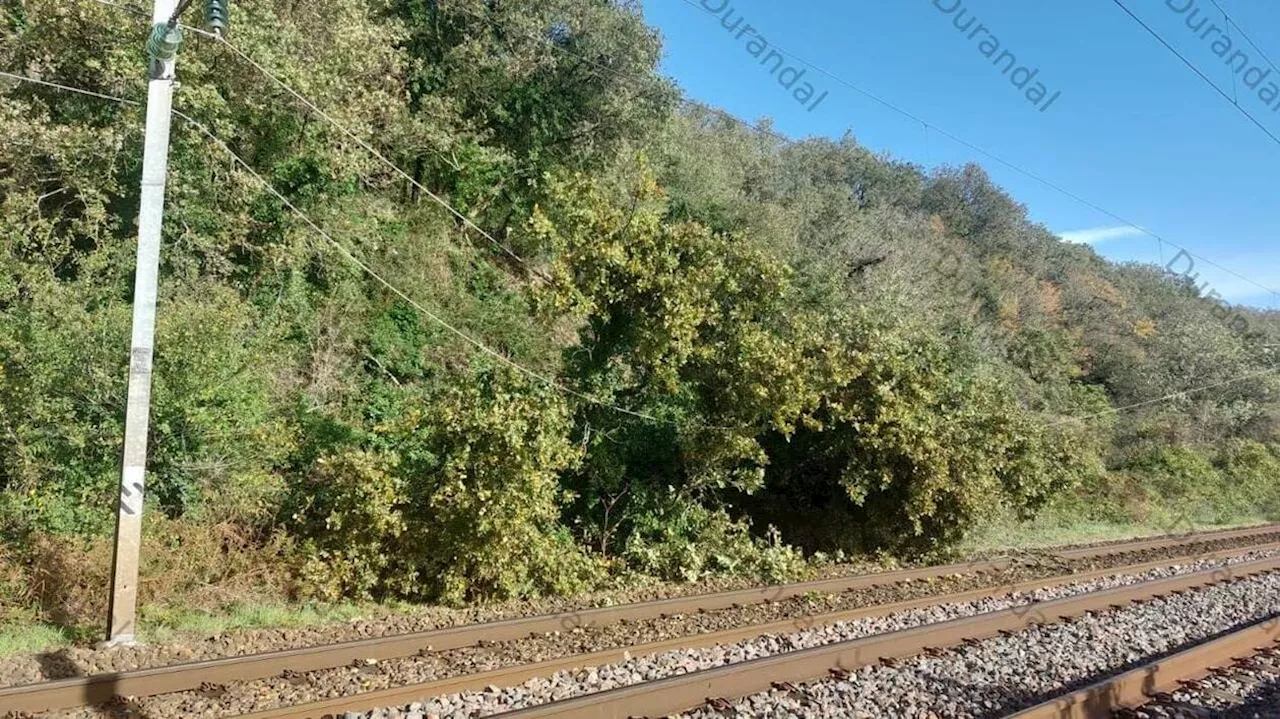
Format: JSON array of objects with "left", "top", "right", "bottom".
[
  {"left": 1126, "top": 639, "right": 1280, "bottom": 718},
  {"left": 403, "top": 555, "right": 1280, "bottom": 719},
  {"left": 1010, "top": 616, "right": 1280, "bottom": 718},
  {"left": 3, "top": 523, "right": 1279, "bottom": 718},
  {"left": 232, "top": 547, "right": 1279, "bottom": 719}
]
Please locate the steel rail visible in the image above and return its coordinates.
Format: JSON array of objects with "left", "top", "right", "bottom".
[
  {"left": 477, "top": 555, "right": 1280, "bottom": 719},
  {"left": 0, "top": 523, "right": 1275, "bottom": 714},
  {"left": 233, "top": 542, "right": 1280, "bottom": 719},
  {"left": 1052, "top": 523, "right": 1277, "bottom": 559},
  {"left": 1006, "top": 616, "right": 1280, "bottom": 718}
]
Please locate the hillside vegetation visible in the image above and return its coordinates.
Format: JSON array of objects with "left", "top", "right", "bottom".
[{"left": 2, "top": 0, "right": 1278, "bottom": 628}]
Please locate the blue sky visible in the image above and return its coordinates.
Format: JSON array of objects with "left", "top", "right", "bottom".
[{"left": 640, "top": 0, "right": 1280, "bottom": 309}]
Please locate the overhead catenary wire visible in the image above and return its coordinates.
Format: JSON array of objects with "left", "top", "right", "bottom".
[
  {"left": 1110, "top": 0, "right": 1280, "bottom": 148},
  {"left": 152, "top": 0, "right": 1280, "bottom": 423},
  {"left": 0, "top": 69, "right": 141, "bottom": 106},
  {"left": 6, "top": 25, "right": 1280, "bottom": 431},
  {"left": 669, "top": 0, "right": 1280, "bottom": 299},
  {"left": 194, "top": 38, "right": 1280, "bottom": 436},
  {"left": 1044, "top": 365, "right": 1280, "bottom": 428},
  {"left": 80, "top": 3, "right": 1280, "bottom": 313},
  {"left": 1203, "top": 0, "right": 1280, "bottom": 85},
  {"left": 5, "top": 67, "right": 1274, "bottom": 432},
  {"left": 0, "top": 68, "right": 727, "bottom": 431},
  {"left": 439, "top": 0, "right": 1280, "bottom": 302},
  {"left": 86, "top": 0, "right": 1280, "bottom": 303}
]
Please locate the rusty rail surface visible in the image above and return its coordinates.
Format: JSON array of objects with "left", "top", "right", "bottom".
[
  {"left": 1007, "top": 616, "right": 1280, "bottom": 719},
  {"left": 0, "top": 523, "right": 1275, "bottom": 714},
  {"left": 1051, "top": 523, "right": 1276, "bottom": 559},
  {"left": 234, "top": 542, "right": 1280, "bottom": 719},
  {"left": 476, "top": 555, "right": 1280, "bottom": 719}
]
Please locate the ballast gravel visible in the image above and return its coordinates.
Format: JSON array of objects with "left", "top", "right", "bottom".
[
  {"left": 25, "top": 544, "right": 1280, "bottom": 718},
  {"left": 5, "top": 528, "right": 1276, "bottom": 691},
  {"left": 680, "top": 573, "right": 1280, "bottom": 719},
  {"left": 1131, "top": 647, "right": 1280, "bottom": 718},
  {"left": 331, "top": 551, "right": 1280, "bottom": 719}
]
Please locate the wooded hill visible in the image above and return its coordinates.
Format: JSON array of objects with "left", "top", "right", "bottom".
[{"left": 2, "top": 0, "right": 1278, "bottom": 609}]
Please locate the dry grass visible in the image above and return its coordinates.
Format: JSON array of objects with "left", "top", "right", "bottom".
[{"left": 1, "top": 516, "right": 294, "bottom": 639}]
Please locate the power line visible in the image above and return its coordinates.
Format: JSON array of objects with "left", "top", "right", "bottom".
[
  {"left": 83, "top": 0, "right": 548, "bottom": 280},
  {"left": 207, "top": 3, "right": 1280, "bottom": 429},
  {"left": 1203, "top": 0, "right": 1280, "bottom": 82},
  {"left": 8, "top": 19, "right": 1280, "bottom": 432},
  {"left": 1110, "top": 0, "right": 1280, "bottom": 148},
  {"left": 172, "top": 109, "right": 684, "bottom": 426},
  {"left": 668, "top": 0, "right": 1280, "bottom": 298},
  {"left": 0, "top": 69, "right": 141, "bottom": 106},
  {"left": 87, "top": 0, "right": 1280, "bottom": 302},
  {"left": 1044, "top": 365, "right": 1280, "bottom": 428},
  {"left": 1204, "top": 0, "right": 1280, "bottom": 119},
  {"left": 299, "top": 3, "right": 1280, "bottom": 430},
  {"left": 211, "top": 35, "right": 553, "bottom": 282},
  {"left": 5, "top": 64, "right": 1271, "bottom": 432},
  {"left": 441, "top": 0, "right": 1280, "bottom": 300},
  {"left": 0, "top": 68, "right": 718, "bottom": 431}
]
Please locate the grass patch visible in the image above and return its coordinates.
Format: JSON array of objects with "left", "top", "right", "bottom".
[
  {"left": 965, "top": 515, "right": 1270, "bottom": 553},
  {"left": 0, "top": 600, "right": 391, "bottom": 658},
  {"left": 0, "top": 623, "right": 78, "bottom": 656},
  {"left": 137, "top": 600, "right": 381, "bottom": 645}
]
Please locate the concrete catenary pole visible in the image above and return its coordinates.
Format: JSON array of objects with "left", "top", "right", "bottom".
[{"left": 105, "top": 0, "right": 182, "bottom": 647}]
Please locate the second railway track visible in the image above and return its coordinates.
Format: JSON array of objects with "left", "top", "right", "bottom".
[{"left": 1010, "top": 615, "right": 1280, "bottom": 718}]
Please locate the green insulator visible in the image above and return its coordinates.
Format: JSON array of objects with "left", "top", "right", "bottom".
[
  {"left": 205, "top": 0, "right": 228, "bottom": 36},
  {"left": 146, "top": 22, "right": 184, "bottom": 62}
]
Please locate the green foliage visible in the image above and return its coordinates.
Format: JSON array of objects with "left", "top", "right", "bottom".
[
  {"left": 295, "top": 449, "right": 406, "bottom": 601},
  {"left": 3, "top": 0, "right": 1280, "bottom": 628},
  {"left": 0, "top": 279, "right": 288, "bottom": 535},
  {"left": 292, "top": 365, "right": 600, "bottom": 604},
  {"left": 1116, "top": 445, "right": 1228, "bottom": 524},
  {"left": 526, "top": 170, "right": 845, "bottom": 557},
  {"left": 755, "top": 314, "right": 1091, "bottom": 555},
  {"left": 618, "top": 488, "right": 807, "bottom": 583},
  {"left": 1214, "top": 440, "right": 1280, "bottom": 521},
  {"left": 388, "top": 0, "right": 677, "bottom": 241}
]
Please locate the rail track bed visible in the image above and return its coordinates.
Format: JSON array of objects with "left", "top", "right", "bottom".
[
  {"left": 667, "top": 567, "right": 1280, "bottom": 719},
  {"left": 4, "top": 524, "right": 1280, "bottom": 718},
  {"left": 1010, "top": 614, "right": 1280, "bottom": 718},
  {"left": 330, "top": 553, "right": 1280, "bottom": 719},
  {"left": 1126, "top": 643, "right": 1280, "bottom": 718}
]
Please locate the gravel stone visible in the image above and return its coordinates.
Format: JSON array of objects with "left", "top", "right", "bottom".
[
  {"left": 326, "top": 551, "right": 1280, "bottom": 719},
  {"left": 24, "top": 542, "right": 1280, "bottom": 718},
  {"left": 684, "top": 572, "right": 1280, "bottom": 718},
  {"left": 1130, "top": 645, "right": 1280, "bottom": 718}
]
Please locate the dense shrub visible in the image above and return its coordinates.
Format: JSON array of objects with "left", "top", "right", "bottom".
[
  {"left": 1116, "top": 445, "right": 1227, "bottom": 524},
  {"left": 2, "top": 0, "right": 1279, "bottom": 634},
  {"left": 1215, "top": 440, "right": 1280, "bottom": 521},
  {"left": 753, "top": 315, "right": 1090, "bottom": 555},
  {"left": 292, "top": 365, "right": 601, "bottom": 604},
  {"left": 0, "top": 280, "right": 289, "bottom": 535},
  {"left": 616, "top": 486, "right": 807, "bottom": 583}
]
